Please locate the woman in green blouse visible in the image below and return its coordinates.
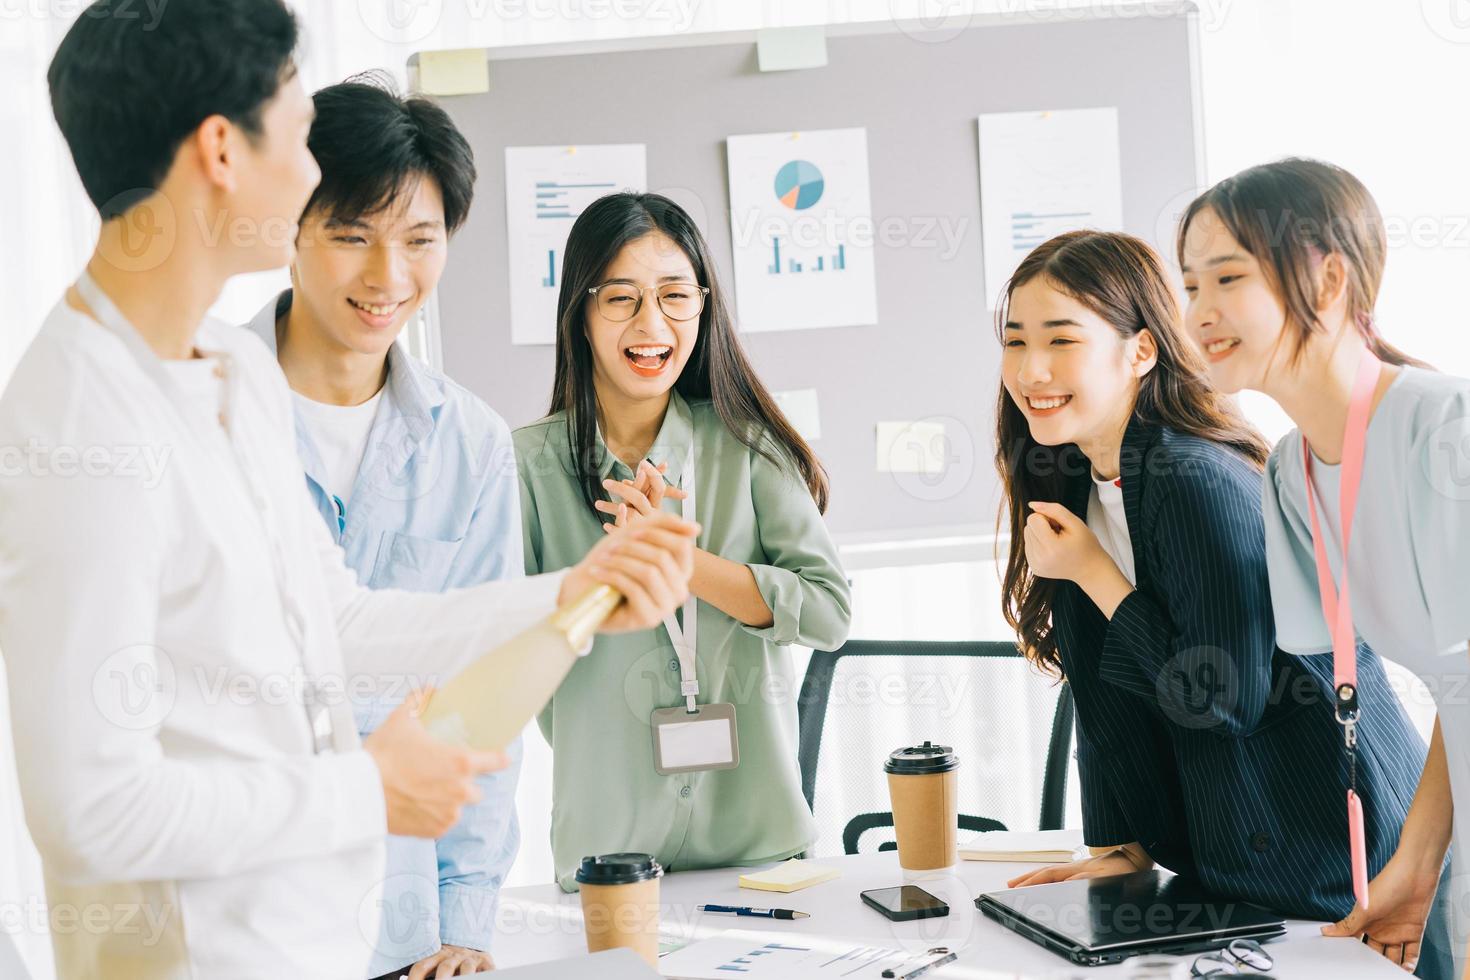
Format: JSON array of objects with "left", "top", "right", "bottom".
[{"left": 514, "top": 192, "right": 851, "bottom": 890}]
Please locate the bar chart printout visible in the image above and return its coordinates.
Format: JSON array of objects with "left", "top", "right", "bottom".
[
  {"left": 726, "top": 127, "right": 878, "bottom": 333},
  {"left": 976, "top": 107, "right": 1124, "bottom": 311},
  {"left": 504, "top": 144, "right": 647, "bottom": 345},
  {"left": 657, "top": 930, "right": 995, "bottom": 979}
]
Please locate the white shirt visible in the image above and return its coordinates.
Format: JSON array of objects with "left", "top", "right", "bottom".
[
  {"left": 291, "top": 387, "right": 383, "bottom": 509},
  {"left": 1086, "top": 471, "right": 1136, "bottom": 586},
  {"left": 162, "top": 355, "right": 225, "bottom": 428},
  {"left": 0, "top": 295, "right": 567, "bottom": 979}
]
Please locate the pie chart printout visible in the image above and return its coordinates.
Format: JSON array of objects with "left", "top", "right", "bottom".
[
  {"left": 774, "top": 159, "right": 825, "bottom": 210},
  {"left": 725, "top": 127, "right": 878, "bottom": 333}
]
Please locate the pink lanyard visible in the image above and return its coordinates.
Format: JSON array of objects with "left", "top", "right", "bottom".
[{"left": 1301, "top": 348, "right": 1382, "bottom": 910}]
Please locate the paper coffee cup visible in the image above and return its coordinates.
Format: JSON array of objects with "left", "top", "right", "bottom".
[
  {"left": 575, "top": 853, "right": 663, "bottom": 967},
  {"left": 885, "top": 741, "right": 959, "bottom": 871}
]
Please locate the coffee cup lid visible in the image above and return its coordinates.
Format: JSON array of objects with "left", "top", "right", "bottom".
[
  {"left": 884, "top": 741, "right": 959, "bottom": 774},
  {"left": 574, "top": 852, "right": 664, "bottom": 885}
]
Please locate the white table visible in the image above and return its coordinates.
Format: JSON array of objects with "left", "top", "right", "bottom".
[{"left": 493, "top": 852, "right": 1404, "bottom": 978}]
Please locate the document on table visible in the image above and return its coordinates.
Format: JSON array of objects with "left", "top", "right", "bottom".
[{"left": 658, "top": 930, "right": 1022, "bottom": 979}]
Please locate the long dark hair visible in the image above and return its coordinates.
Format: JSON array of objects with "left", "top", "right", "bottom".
[
  {"left": 549, "top": 192, "right": 829, "bottom": 517},
  {"left": 995, "top": 230, "right": 1269, "bottom": 674},
  {"left": 1177, "top": 158, "right": 1428, "bottom": 370}
]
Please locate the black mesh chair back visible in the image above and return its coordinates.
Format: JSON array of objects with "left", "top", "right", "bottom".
[{"left": 796, "top": 639, "right": 1074, "bottom": 856}]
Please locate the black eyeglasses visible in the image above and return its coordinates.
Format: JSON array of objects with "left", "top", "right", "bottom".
[
  {"left": 1189, "top": 938, "right": 1275, "bottom": 977},
  {"left": 587, "top": 281, "right": 709, "bottom": 322}
]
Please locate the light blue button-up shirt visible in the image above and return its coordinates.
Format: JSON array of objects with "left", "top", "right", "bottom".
[{"left": 246, "top": 292, "right": 523, "bottom": 975}]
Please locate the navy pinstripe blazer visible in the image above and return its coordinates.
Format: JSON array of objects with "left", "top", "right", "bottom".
[{"left": 1051, "top": 419, "right": 1427, "bottom": 921}]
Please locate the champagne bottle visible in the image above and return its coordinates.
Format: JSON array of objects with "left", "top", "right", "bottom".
[{"left": 419, "top": 585, "right": 622, "bottom": 750}]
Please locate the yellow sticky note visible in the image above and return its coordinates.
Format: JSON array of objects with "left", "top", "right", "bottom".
[
  {"left": 756, "top": 27, "right": 828, "bottom": 72},
  {"left": 418, "top": 48, "right": 489, "bottom": 96},
  {"left": 738, "top": 859, "right": 841, "bottom": 893}
]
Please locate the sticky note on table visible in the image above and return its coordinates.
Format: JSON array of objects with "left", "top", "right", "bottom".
[
  {"left": 876, "top": 420, "right": 947, "bottom": 474},
  {"left": 756, "top": 27, "right": 828, "bottom": 72},
  {"left": 418, "top": 48, "right": 489, "bottom": 96},
  {"left": 773, "top": 388, "right": 821, "bottom": 441},
  {"left": 738, "top": 859, "right": 841, "bottom": 893}
]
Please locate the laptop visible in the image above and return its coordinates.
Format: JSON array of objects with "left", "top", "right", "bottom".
[{"left": 976, "top": 870, "right": 1287, "bottom": 966}]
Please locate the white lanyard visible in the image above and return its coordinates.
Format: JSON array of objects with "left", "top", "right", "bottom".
[
  {"left": 74, "top": 273, "right": 339, "bottom": 754},
  {"left": 661, "top": 447, "right": 700, "bottom": 713},
  {"left": 643, "top": 443, "right": 738, "bottom": 776}
]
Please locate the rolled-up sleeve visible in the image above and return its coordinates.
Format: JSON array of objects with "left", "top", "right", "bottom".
[{"left": 436, "top": 734, "right": 522, "bottom": 951}]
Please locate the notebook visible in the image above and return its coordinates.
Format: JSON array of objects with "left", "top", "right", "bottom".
[
  {"left": 959, "top": 829, "right": 1085, "bottom": 863},
  {"left": 738, "top": 859, "right": 841, "bottom": 893}
]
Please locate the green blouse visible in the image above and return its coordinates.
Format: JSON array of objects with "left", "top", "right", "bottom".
[{"left": 513, "top": 390, "right": 851, "bottom": 890}]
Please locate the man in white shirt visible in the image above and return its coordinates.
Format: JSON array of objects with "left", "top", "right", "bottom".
[{"left": 0, "top": 3, "right": 696, "bottom": 978}]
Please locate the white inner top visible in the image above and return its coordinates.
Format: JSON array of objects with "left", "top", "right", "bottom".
[
  {"left": 1086, "top": 470, "right": 1136, "bottom": 586},
  {"left": 291, "top": 387, "right": 384, "bottom": 509}
]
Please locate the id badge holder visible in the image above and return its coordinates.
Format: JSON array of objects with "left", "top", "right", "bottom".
[
  {"left": 1347, "top": 789, "right": 1370, "bottom": 909},
  {"left": 650, "top": 702, "right": 740, "bottom": 775}
]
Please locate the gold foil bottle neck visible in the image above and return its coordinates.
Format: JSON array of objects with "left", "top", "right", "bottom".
[{"left": 550, "top": 584, "right": 622, "bottom": 650}]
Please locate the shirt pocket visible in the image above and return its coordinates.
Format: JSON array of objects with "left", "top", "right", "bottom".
[{"left": 368, "top": 530, "right": 464, "bottom": 592}]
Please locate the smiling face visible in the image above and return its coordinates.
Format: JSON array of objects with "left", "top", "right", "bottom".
[
  {"left": 1180, "top": 207, "right": 1294, "bottom": 395},
  {"left": 585, "top": 231, "right": 701, "bottom": 406},
  {"left": 290, "top": 175, "right": 447, "bottom": 358},
  {"left": 1001, "top": 276, "right": 1152, "bottom": 451}
]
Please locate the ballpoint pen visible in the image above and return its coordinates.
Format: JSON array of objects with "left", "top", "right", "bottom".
[{"left": 696, "top": 904, "right": 810, "bottom": 920}]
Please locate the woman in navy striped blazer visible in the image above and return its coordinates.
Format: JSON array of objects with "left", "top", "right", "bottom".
[{"left": 992, "top": 230, "right": 1451, "bottom": 977}]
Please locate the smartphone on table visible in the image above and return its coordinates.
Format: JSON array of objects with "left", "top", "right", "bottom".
[{"left": 860, "top": 885, "right": 950, "bottom": 922}]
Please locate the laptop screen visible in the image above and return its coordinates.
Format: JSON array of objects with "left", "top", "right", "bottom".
[{"left": 978, "top": 870, "right": 1285, "bottom": 952}]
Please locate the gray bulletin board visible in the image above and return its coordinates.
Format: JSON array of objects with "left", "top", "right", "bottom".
[{"left": 415, "top": 5, "right": 1203, "bottom": 546}]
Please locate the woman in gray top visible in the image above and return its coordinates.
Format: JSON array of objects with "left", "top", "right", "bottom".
[{"left": 1178, "top": 157, "right": 1466, "bottom": 978}]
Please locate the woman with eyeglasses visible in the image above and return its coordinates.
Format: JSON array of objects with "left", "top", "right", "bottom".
[{"left": 513, "top": 192, "right": 851, "bottom": 889}]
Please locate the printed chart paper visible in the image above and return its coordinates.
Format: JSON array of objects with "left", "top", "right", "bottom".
[
  {"left": 726, "top": 128, "right": 878, "bottom": 333},
  {"left": 659, "top": 931, "right": 1020, "bottom": 979},
  {"left": 505, "top": 144, "right": 646, "bottom": 345},
  {"left": 658, "top": 931, "right": 913, "bottom": 979},
  {"left": 977, "top": 108, "right": 1124, "bottom": 310}
]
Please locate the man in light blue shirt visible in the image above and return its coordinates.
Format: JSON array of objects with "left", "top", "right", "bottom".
[{"left": 244, "top": 76, "right": 520, "bottom": 979}]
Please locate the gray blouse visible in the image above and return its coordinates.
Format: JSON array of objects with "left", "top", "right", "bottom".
[{"left": 1262, "top": 365, "right": 1470, "bottom": 958}]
